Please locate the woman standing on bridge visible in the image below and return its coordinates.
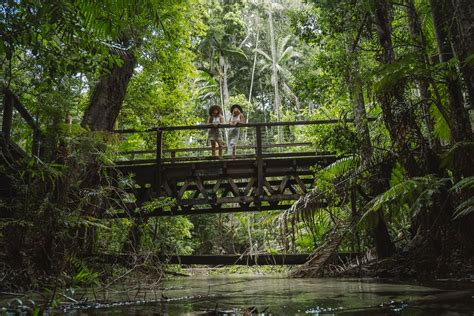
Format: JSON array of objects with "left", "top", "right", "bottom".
[
  {"left": 207, "top": 105, "right": 225, "bottom": 157},
  {"left": 227, "top": 104, "right": 245, "bottom": 158}
]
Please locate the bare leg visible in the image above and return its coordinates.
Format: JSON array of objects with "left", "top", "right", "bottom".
[
  {"left": 217, "top": 140, "right": 224, "bottom": 157},
  {"left": 211, "top": 140, "right": 217, "bottom": 157}
]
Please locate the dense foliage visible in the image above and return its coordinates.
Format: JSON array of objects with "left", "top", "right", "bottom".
[{"left": 0, "top": 0, "right": 473, "bottom": 290}]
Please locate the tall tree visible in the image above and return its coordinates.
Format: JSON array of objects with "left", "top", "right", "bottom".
[
  {"left": 450, "top": 0, "right": 474, "bottom": 107},
  {"left": 429, "top": 0, "right": 472, "bottom": 143},
  {"left": 81, "top": 0, "right": 200, "bottom": 132},
  {"left": 372, "top": 0, "right": 430, "bottom": 177}
]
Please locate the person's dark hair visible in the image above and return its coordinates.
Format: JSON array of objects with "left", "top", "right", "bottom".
[
  {"left": 209, "top": 105, "right": 223, "bottom": 115},
  {"left": 230, "top": 104, "right": 243, "bottom": 113}
]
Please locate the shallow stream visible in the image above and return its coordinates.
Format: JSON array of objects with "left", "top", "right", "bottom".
[{"left": 56, "top": 274, "right": 474, "bottom": 315}]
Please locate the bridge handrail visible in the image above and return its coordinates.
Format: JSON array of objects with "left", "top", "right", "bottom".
[{"left": 112, "top": 118, "right": 376, "bottom": 134}]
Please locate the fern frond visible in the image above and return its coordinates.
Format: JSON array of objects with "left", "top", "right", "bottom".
[
  {"left": 450, "top": 176, "right": 474, "bottom": 219},
  {"left": 441, "top": 142, "right": 474, "bottom": 170},
  {"left": 318, "top": 155, "right": 360, "bottom": 182},
  {"left": 450, "top": 176, "right": 474, "bottom": 192},
  {"left": 361, "top": 175, "right": 450, "bottom": 220},
  {"left": 453, "top": 198, "right": 474, "bottom": 219}
]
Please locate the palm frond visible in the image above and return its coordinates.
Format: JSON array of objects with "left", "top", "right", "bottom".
[{"left": 255, "top": 48, "right": 272, "bottom": 62}]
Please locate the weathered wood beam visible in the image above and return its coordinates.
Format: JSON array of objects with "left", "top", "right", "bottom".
[
  {"left": 113, "top": 118, "right": 377, "bottom": 133},
  {"left": 89, "top": 253, "right": 362, "bottom": 266}
]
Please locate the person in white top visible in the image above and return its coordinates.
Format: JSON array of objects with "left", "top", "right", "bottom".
[
  {"left": 207, "top": 105, "right": 225, "bottom": 157},
  {"left": 227, "top": 104, "right": 245, "bottom": 158}
]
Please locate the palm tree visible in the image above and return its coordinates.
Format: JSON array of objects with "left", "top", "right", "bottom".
[{"left": 256, "top": 34, "right": 301, "bottom": 142}]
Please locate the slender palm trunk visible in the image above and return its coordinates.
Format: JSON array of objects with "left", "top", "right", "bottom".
[
  {"left": 219, "top": 53, "right": 230, "bottom": 106},
  {"left": 267, "top": 2, "right": 283, "bottom": 144},
  {"left": 248, "top": 28, "right": 260, "bottom": 103}
]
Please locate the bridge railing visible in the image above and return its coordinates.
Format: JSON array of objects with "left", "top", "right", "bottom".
[{"left": 112, "top": 119, "right": 363, "bottom": 163}]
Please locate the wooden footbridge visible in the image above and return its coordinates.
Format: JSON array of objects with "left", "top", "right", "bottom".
[
  {"left": 1, "top": 88, "right": 364, "bottom": 267},
  {"left": 111, "top": 120, "right": 352, "bottom": 217},
  {"left": 0, "top": 87, "right": 359, "bottom": 218}
]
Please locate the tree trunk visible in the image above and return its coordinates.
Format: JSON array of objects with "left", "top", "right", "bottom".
[
  {"left": 405, "top": 0, "right": 438, "bottom": 149},
  {"left": 372, "top": 0, "right": 428, "bottom": 177},
  {"left": 267, "top": 3, "right": 283, "bottom": 144},
  {"left": 451, "top": 0, "right": 474, "bottom": 107},
  {"left": 351, "top": 80, "right": 395, "bottom": 258},
  {"left": 429, "top": 0, "right": 472, "bottom": 142},
  {"left": 219, "top": 54, "right": 230, "bottom": 105},
  {"left": 248, "top": 28, "right": 260, "bottom": 103},
  {"left": 82, "top": 51, "right": 136, "bottom": 131}
]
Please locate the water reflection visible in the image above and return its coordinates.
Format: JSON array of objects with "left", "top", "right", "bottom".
[{"left": 55, "top": 275, "right": 473, "bottom": 315}]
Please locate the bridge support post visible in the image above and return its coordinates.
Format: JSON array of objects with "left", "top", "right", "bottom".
[
  {"left": 255, "top": 126, "right": 263, "bottom": 208},
  {"left": 155, "top": 128, "right": 163, "bottom": 197}
]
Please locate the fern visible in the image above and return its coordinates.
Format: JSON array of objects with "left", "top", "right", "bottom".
[
  {"left": 318, "top": 155, "right": 360, "bottom": 182},
  {"left": 362, "top": 175, "right": 450, "bottom": 221},
  {"left": 450, "top": 176, "right": 474, "bottom": 219},
  {"left": 441, "top": 141, "right": 474, "bottom": 170}
]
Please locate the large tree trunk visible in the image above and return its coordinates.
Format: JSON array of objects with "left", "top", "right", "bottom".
[
  {"left": 429, "top": 0, "right": 472, "bottom": 143},
  {"left": 405, "top": 0, "right": 437, "bottom": 149},
  {"left": 451, "top": 0, "right": 474, "bottom": 107},
  {"left": 351, "top": 82, "right": 395, "bottom": 258},
  {"left": 372, "top": 0, "right": 429, "bottom": 177},
  {"left": 82, "top": 51, "right": 136, "bottom": 131},
  {"left": 344, "top": 8, "right": 396, "bottom": 258}
]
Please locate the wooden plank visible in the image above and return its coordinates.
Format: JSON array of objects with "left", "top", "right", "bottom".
[
  {"left": 227, "top": 177, "right": 241, "bottom": 197},
  {"left": 107, "top": 204, "right": 292, "bottom": 218},
  {"left": 212, "top": 178, "right": 222, "bottom": 193},
  {"left": 243, "top": 177, "right": 255, "bottom": 196},
  {"left": 151, "top": 118, "right": 376, "bottom": 132},
  {"left": 165, "top": 254, "right": 311, "bottom": 265},
  {"left": 114, "top": 154, "right": 338, "bottom": 167},
  {"left": 278, "top": 175, "right": 290, "bottom": 194},
  {"left": 195, "top": 177, "right": 208, "bottom": 198},
  {"left": 177, "top": 179, "right": 192, "bottom": 200},
  {"left": 163, "top": 179, "right": 173, "bottom": 196},
  {"left": 263, "top": 179, "right": 276, "bottom": 194},
  {"left": 177, "top": 193, "right": 300, "bottom": 207},
  {"left": 161, "top": 142, "right": 313, "bottom": 153},
  {"left": 294, "top": 175, "right": 308, "bottom": 194},
  {"left": 256, "top": 126, "right": 263, "bottom": 203},
  {"left": 90, "top": 253, "right": 362, "bottom": 266},
  {"left": 155, "top": 129, "right": 163, "bottom": 196}
]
